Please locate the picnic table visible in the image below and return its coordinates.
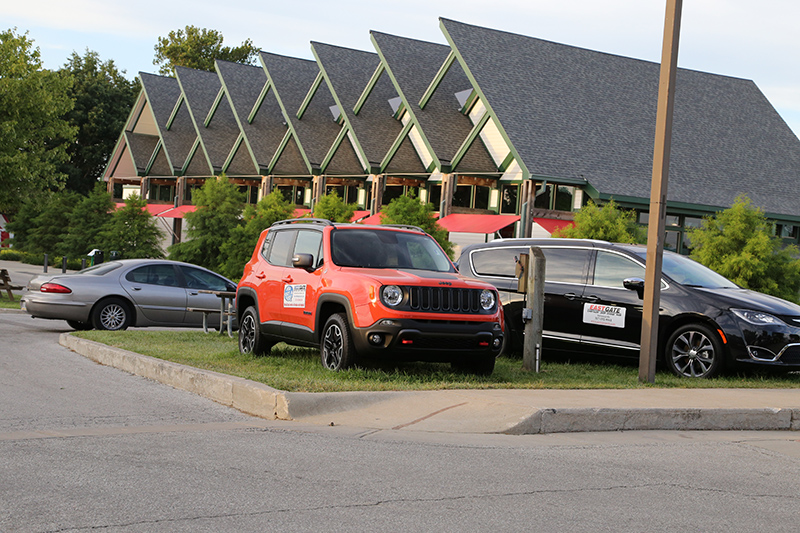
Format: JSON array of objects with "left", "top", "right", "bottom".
[
  {"left": 0, "top": 269, "right": 23, "bottom": 301},
  {"left": 187, "top": 290, "right": 236, "bottom": 337}
]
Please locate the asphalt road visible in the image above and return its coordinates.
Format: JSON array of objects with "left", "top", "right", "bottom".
[{"left": 2, "top": 312, "right": 800, "bottom": 532}]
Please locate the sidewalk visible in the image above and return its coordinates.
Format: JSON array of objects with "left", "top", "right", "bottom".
[{"left": 59, "top": 334, "right": 800, "bottom": 435}]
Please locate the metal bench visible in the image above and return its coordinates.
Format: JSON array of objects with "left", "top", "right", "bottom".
[{"left": 0, "top": 269, "right": 23, "bottom": 301}]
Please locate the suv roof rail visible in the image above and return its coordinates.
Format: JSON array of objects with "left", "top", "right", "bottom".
[
  {"left": 272, "top": 218, "right": 335, "bottom": 227},
  {"left": 379, "top": 224, "right": 425, "bottom": 233}
]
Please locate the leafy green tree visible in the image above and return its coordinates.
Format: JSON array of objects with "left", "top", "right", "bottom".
[
  {"left": 0, "top": 29, "right": 76, "bottom": 213},
  {"left": 4, "top": 197, "right": 44, "bottom": 250},
  {"left": 313, "top": 190, "right": 356, "bottom": 222},
  {"left": 24, "top": 191, "right": 82, "bottom": 257},
  {"left": 379, "top": 194, "right": 454, "bottom": 259},
  {"left": 62, "top": 183, "right": 115, "bottom": 257},
  {"left": 97, "top": 194, "right": 164, "bottom": 259},
  {"left": 218, "top": 191, "right": 296, "bottom": 280},
  {"left": 553, "top": 199, "right": 645, "bottom": 243},
  {"left": 60, "top": 50, "right": 138, "bottom": 195},
  {"left": 153, "top": 26, "right": 259, "bottom": 76},
  {"left": 168, "top": 176, "right": 245, "bottom": 271},
  {"left": 688, "top": 196, "right": 800, "bottom": 302}
]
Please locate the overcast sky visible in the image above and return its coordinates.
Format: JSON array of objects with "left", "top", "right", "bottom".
[{"left": 5, "top": 0, "right": 799, "bottom": 136}]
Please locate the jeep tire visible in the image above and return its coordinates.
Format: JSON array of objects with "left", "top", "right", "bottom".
[
  {"left": 321, "top": 313, "right": 357, "bottom": 371},
  {"left": 239, "top": 306, "right": 272, "bottom": 356}
]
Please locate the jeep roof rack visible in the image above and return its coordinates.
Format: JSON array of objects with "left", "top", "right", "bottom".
[
  {"left": 272, "top": 218, "right": 335, "bottom": 227},
  {"left": 378, "top": 224, "right": 425, "bottom": 233}
]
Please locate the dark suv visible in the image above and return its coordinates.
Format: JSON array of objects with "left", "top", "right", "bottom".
[
  {"left": 456, "top": 238, "right": 800, "bottom": 378},
  {"left": 236, "top": 219, "right": 504, "bottom": 374}
]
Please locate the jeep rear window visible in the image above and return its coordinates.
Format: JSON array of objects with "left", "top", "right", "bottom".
[{"left": 331, "top": 229, "right": 454, "bottom": 272}]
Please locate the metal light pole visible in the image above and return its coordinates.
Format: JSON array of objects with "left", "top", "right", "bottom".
[{"left": 639, "top": 0, "right": 683, "bottom": 383}]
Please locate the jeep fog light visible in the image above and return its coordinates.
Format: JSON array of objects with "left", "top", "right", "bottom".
[
  {"left": 369, "top": 333, "right": 385, "bottom": 346},
  {"left": 480, "top": 289, "right": 496, "bottom": 310},
  {"left": 382, "top": 285, "right": 403, "bottom": 306},
  {"left": 493, "top": 337, "right": 502, "bottom": 348}
]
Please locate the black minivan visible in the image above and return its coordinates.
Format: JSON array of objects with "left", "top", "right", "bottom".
[{"left": 456, "top": 239, "right": 800, "bottom": 378}]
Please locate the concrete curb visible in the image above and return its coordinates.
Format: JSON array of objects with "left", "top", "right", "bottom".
[
  {"left": 59, "top": 334, "right": 800, "bottom": 434},
  {"left": 505, "top": 407, "right": 799, "bottom": 435}
]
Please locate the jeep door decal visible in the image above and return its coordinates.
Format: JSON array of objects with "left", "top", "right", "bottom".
[{"left": 283, "top": 284, "right": 307, "bottom": 308}]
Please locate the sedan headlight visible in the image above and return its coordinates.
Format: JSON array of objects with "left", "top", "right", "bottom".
[
  {"left": 731, "top": 309, "right": 784, "bottom": 326},
  {"left": 382, "top": 285, "right": 403, "bottom": 307},
  {"left": 480, "top": 289, "right": 496, "bottom": 311}
]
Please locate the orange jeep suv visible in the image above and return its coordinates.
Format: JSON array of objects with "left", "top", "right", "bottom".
[{"left": 236, "top": 219, "right": 504, "bottom": 374}]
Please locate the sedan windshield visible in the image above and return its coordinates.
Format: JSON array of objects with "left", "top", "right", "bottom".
[
  {"left": 631, "top": 250, "right": 737, "bottom": 289},
  {"left": 331, "top": 229, "right": 454, "bottom": 272}
]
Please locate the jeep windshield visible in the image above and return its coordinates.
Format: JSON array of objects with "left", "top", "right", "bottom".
[{"left": 331, "top": 229, "right": 455, "bottom": 272}]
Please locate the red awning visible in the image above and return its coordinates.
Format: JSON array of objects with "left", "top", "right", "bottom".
[
  {"left": 534, "top": 217, "right": 574, "bottom": 234},
  {"left": 155, "top": 205, "right": 197, "bottom": 218},
  {"left": 437, "top": 214, "right": 520, "bottom": 234},
  {"left": 293, "top": 208, "right": 311, "bottom": 218},
  {"left": 114, "top": 202, "right": 172, "bottom": 216},
  {"left": 350, "top": 210, "right": 371, "bottom": 222},
  {"left": 359, "top": 213, "right": 383, "bottom": 225}
]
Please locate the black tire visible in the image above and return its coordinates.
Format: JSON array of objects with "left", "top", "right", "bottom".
[
  {"left": 320, "top": 313, "right": 356, "bottom": 371},
  {"left": 66, "top": 320, "right": 92, "bottom": 331},
  {"left": 665, "top": 323, "right": 724, "bottom": 378},
  {"left": 238, "top": 306, "right": 272, "bottom": 356},
  {"left": 500, "top": 313, "right": 521, "bottom": 356},
  {"left": 91, "top": 298, "right": 132, "bottom": 331},
  {"left": 451, "top": 355, "right": 496, "bottom": 376}
]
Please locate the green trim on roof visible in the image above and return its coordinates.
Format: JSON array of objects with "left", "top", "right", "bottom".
[
  {"left": 450, "top": 110, "right": 490, "bottom": 170},
  {"left": 144, "top": 139, "right": 163, "bottom": 175},
  {"left": 166, "top": 94, "right": 184, "bottom": 131},
  {"left": 248, "top": 81, "right": 270, "bottom": 124},
  {"left": 439, "top": 19, "right": 530, "bottom": 180},
  {"left": 204, "top": 87, "right": 225, "bottom": 128},
  {"left": 353, "top": 63, "right": 384, "bottom": 116},
  {"left": 181, "top": 137, "right": 203, "bottom": 175},
  {"left": 371, "top": 33, "right": 442, "bottom": 172},
  {"left": 498, "top": 152, "right": 516, "bottom": 173},
  {"left": 103, "top": 89, "right": 147, "bottom": 178},
  {"left": 268, "top": 129, "right": 293, "bottom": 173},
  {"left": 379, "top": 119, "right": 415, "bottom": 172},
  {"left": 459, "top": 89, "right": 478, "bottom": 115},
  {"left": 217, "top": 69, "right": 261, "bottom": 174},
  {"left": 320, "top": 126, "right": 350, "bottom": 172},
  {"left": 418, "top": 50, "right": 455, "bottom": 110},
  {"left": 297, "top": 71, "right": 324, "bottom": 120},
  {"left": 222, "top": 133, "right": 244, "bottom": 173}
]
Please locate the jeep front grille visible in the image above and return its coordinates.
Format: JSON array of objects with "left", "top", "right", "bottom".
[{"left": 406, "top": 286, "right": 484, "bottom": 314}]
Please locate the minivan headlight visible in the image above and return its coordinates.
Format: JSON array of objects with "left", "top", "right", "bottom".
[
  {"left": 731, "top": 309, "right": 784, "bottom": 326},
  {"left": 480, "top": 289, "right": 496, "bottom": 310},
  {"left": 382, "top": 285, "right": 403, "bottom": 306}
]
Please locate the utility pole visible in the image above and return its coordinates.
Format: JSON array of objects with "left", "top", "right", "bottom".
[{"left": 639, "top": 0, "right": 683, "bottom": 383}]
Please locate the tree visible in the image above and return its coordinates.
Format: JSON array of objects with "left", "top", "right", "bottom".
[
  {"left": 218, "top": 191, "right": 296, "bottom": 280},
  {"left": 4, "top": 197, "right": 44, "bottom": 251},
  {"left": 60, "top": 50, "right": 138, "bottom": 195},
  {"left": 313, "top": 190, "right": 356, "bottom": 222},
  {"left": 97, "top": 194, "right": 164, "bottom": 259},
  {"left": 553, "top": 199, "right": 645, "bottom": 243},
  {"left": 379, "top": 194, "right": 454, "bottom": 259},
  {"left": 153, "top": 26, "right": 259, "bottom": 76},
  {"left": 168, "top": 176, "right": 245, "bottom": 271},
  {"left": 62, "top": 183, "right": 115, "bottom": 258},
  {"left": 688, "top": 195, "right": 800, "bottom": 302},
  {"left": 0, "top": 29, "right": 76, "bottom": 214}
]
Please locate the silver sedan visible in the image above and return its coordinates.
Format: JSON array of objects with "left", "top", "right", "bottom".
[{"left": 20, "top": 259, "right": 237, "bottom": 331}]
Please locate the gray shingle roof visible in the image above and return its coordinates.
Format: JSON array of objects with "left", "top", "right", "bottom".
[
  {"left": 371, "top": 31, "right": 495, "bottom": 173},
  {"left": 311, "top": 42, "right": 401, "bottom": 170},
  {"left": 138, "top": 73, "right": 196, "bottom": 174},
  {"left": 174, "top": 66, "right": 251, "bottom": 175},
  {"left": 441, "top": 18, "right": 800, "bottom": 217}
]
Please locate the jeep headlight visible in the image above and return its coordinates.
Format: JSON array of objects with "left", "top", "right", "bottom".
[
  {"left": 382, "top": 285, "right": 403, "bottom": 307},
  {"left": 480, "top": 289, "right": 496, "bottom": 311}
]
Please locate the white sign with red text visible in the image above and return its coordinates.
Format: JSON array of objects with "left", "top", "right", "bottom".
[{"left": 583, "top": 303, "right": 626, "bottom": 328}]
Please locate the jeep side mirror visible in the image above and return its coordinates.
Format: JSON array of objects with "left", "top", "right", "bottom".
[{"left": 292, "top": 253, "right": 314, "bottom": 270}]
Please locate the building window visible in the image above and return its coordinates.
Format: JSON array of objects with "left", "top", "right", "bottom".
[
  {"left": 500, "top": 185, "right": 518, "bottom": 214},
  {"left": 428, "top": 184, "right": 442, "bottom": 208},
  {"left": 238, "top": 185, "right": 258, "bottom": 205},
  {"left": 277, "top": 185, "right": 307, "bottom": 206}
]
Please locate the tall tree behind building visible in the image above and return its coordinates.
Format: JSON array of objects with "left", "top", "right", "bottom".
[
  {"left": 60, "top": 50, "right": 138, "bottom": 195},
  {"left": 153, "top": 26, "right": 259, "bottom": 75}
]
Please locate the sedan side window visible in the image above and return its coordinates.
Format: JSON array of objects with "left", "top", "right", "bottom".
[
  {"left": 593, "top": 252, "right": 645, "bottom": 288},
  {"left": 179, "top": 266, "right": 228, "bottom": 291},
  {"left": 126, "top": 265, "right": 180, "bottom": 287}
]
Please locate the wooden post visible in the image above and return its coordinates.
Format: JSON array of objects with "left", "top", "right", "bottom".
[
  {"left": 522, "top": 246, "right": 545, "bottom": 372},
  {"left": 639, "top": 0, "right": 683, "bottom": 383}
]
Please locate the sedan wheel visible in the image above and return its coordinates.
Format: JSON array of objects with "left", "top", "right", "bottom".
[
  {"left": 666, "top": 324, "right": 724, "bottom": 378},
  {"left": 92, "top": 298, "right": 132, "bottom": 331},
  {"left": 320, "top": 313, "right": 356, "bottom": 371}
]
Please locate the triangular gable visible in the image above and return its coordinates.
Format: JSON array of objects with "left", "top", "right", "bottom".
[
  {"left": 105, "top": 141, "right": 137, "bottom": 179},
  {"left": 225, "top": 137, "right": 260, "bottom": 176},
  {"left": 147, "top": 143, "right": 173, "bottom": 176},
  {"left": 324, "top": 134, "right": 364, "bottom": 175},
  {"left": 312, "top": 42, "right": 401, "bottom": 172},
  {"left": 216, "top": 60, "right": 285, "bottom": 174},
  {"left": 139, "top": 73, "right": 196, "bottom": 175},
  {"left": 175, "top": 66, "right": 241, "bottom": 174},
  {"left": 383, "top": 135, "right": 427, "bottom": 174},
  {"left": 183, "top": 141, "right": 214, "bottom": 176},
  {"left": 124, "top": 131, "right": 159, "bottom": 174},
  {"left": 271, "top": 135, "right": 309, "bottom": 175}
]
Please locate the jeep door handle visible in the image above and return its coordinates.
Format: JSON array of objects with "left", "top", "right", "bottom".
[
  {"left": 282, "top": 276, "right": 293, "bottom": 283},
  {"left": 255, "top": 272, "right": 266, "bottom": 279}
]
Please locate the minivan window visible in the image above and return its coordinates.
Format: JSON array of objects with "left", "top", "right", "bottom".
[
  {"left": 593, "top": 251, "right": 645, "bottom": 288},
  {"left": 470, "top": 246, "right": 589, "bottom": 284}
]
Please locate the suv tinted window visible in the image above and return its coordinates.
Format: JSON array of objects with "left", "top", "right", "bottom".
[
  {"left": 593, "top": 251, "right": 645, "bottom": 288},
  {"left": 268, "top": 230, "right": 295, "bottom": 266},
  {"left": 294, "top": 229, "right": 323, "bottom": 268},
  {"left": 331, "top": 229, "right": 453, "bottom": 272},
  {"left": 470, "top": 246, "right": 589, "bottom": 284}
]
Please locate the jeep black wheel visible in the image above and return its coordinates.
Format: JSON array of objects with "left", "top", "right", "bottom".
[
  {"left": 321, "top": 313, "right": 356, "bottom": 371},
  {"left": 239, "top": 306, "right": 272, "bottom": 356}
]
